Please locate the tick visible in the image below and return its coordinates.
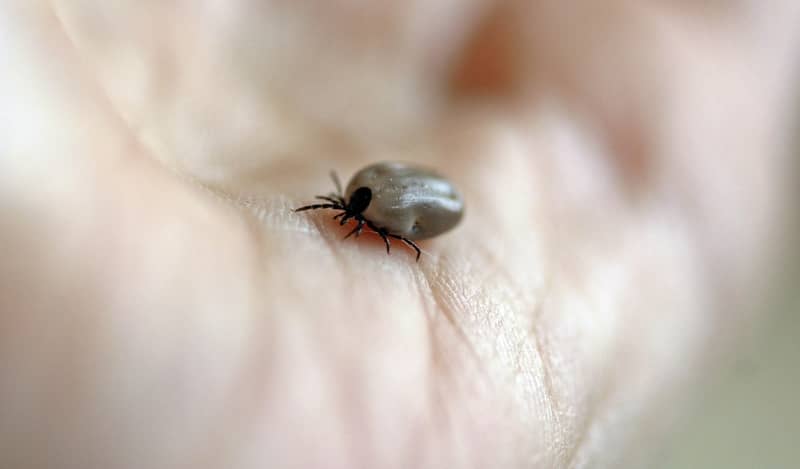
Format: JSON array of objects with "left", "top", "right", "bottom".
[{"left": 294, "top": 162, "right": 465, "bottom": 261}]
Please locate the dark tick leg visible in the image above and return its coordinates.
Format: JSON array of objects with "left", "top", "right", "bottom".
[
  {"left": 294, "top": 203, "right": 342, "bottom": 212},
  {"left": 365, "top": 220, "right": 391, "bottom": 254},
  {"left": 328, "top": 192, "right": 346, "bottom": 204},
  {"left": 330, "top": 171, "right": 343, "bottom": 197},
  {"left": 379, "top": 231, "right": 391, "bottom": 254},
  {"left": 344, "top": 219, "right": 365, "bottom": 239},
  {"left": 333, "top": 212, "right": 346, "bottom": 220},
  {"left": 315, "top": 195, "right": 341, "bottom": 204},
  {"left": 339, "top": 213, "right": 354, "bottom": 226},
  {"left": 388, "top": 234, "right": 422, "bottom": 262},
  {"left": 375, "top": 228, "right": 391, "bottom": 253}
]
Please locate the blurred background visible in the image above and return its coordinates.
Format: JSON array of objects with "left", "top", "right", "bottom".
[{"left": 655, "top": 123, "right": 799, "bottom": 468}]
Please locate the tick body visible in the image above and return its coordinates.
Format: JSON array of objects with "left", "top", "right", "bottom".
[{"left": 294, "top": 162, "right": 464, "bottom": 261}]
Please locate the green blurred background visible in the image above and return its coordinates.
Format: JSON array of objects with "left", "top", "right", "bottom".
[
  {"left": 655, "top": 123, "right": 799, "bottom": 468},
  {"left": 658, "top": 280, "right": 799, "bottom": 467}
]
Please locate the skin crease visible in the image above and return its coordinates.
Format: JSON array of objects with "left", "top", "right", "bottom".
[{"left": 0, "top": 1, "right": 798, "bottom": 468}]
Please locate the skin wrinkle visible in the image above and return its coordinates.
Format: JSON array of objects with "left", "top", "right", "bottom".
[
  {"left": 527, "top": 107, "right": 649, "bottom": 468},
  {"left": 419, "top": 256, "right": 516, "bottom": 466},
  {"left": 550, "top": 212, "right": 615, "bottom": 468},
  {"left": 256, "top": 248, "right": 380, "bottom": 468},
  {"left": 421, "top": 253, "right": 521, "bottom": 468},
  {"left": 532, "top": 170, "right": 628, "bottom": 468},
  {"left": 420, "top": 240, "right": 560, "bottom": 466},
  {"left": 412, "top": 264, "right": 474, "bottom": 469},
  {"left": 424, "top": 266, "right": 482, "bottom": 366},
  {"left": 451, "top": 141, "right": 565, "bottom": 463},
  {"left": 554, "top": 255, "right": 630, "bottom": 468},
  {"left": 420, "top": 262, "right": 494, "bottom": 466},
  {"left": 562, "top": 343, "right": 615, "bottom": 469},
  {"left": 276, "top": 239, "right": 434, "bottom": 466},
  {"left": 49, "top": 0, "right": 147, "bottom": 164},
  {"left": 464, "top": 240, "right": 565, "bottom": 461},
  {"left": 509, "top": 317, "right": 561, "bottom": 464},
  {"left": 528, "top": 317, "right": 564, "bottom": 461},
  {"left": 411, "top": 278, "right": 446, "bottom": 469},
  {"left": 529, "top": 279, "right": 566, "bottom": 464},
  {"left": 566, "top": 340, "right": 635, "bottom": 468}
]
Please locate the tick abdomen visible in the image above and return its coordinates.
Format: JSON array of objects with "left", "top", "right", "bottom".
[{"left": 345, "top": 162, "right": 464, "bottom": 240}]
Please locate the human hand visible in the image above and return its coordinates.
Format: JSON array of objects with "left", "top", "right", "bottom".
[{"left": 1, "top": 1, "right": 798, "bottom": 468}]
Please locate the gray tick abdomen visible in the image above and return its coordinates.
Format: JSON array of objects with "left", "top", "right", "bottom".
[{"left": 344, "top": 162, "right": 464, "bottom": 240}]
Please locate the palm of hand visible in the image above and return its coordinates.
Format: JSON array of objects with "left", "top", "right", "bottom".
[{"left": 0, "top": 2, "right": 796, "bottom": 468}]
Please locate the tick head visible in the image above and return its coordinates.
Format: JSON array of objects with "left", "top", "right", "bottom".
[{"left": 348, "top": 187, "right": 372, "bottom": 214}]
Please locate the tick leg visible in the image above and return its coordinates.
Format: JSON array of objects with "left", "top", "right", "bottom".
[
  {"left": 328, "top": 193, "right": 346, "bottom": 204},
  {"left": 339, "top": 213, "right": 355, "bottom": 226},
  {"left": 333, "top": 212, "right": 346, "bottom": 220},
  {"left": 330, "top": 171, "right": 343, "bottom": 197},
  {"left": 379, "top": 231, "right": 391, "bottom": 254},
  {"left": 344, "top": 219, "right": 365, "bottom": 239},
  {"left": 365, "top": 221, "right": 391, "bottom": 254},
  {"left": 294, "top": 203, "right": 341, "bottom": 212},
  {"left": 388, "top": 234, "right": 422, "bottom": 262},
  {"left": 315, "top": 195, "right": 341, "bottom": 204},
  {"left": 370, "top": 227, "right": 390, "bottom": 254}
]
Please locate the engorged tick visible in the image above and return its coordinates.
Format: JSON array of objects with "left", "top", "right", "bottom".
[{"left": 294, "top": 161, "right": 465, "bottom": 261}]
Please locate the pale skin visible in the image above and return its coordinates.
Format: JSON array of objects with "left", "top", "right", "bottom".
[{"left": 0, "top": 1, "right": 798, "bottom": 468}]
